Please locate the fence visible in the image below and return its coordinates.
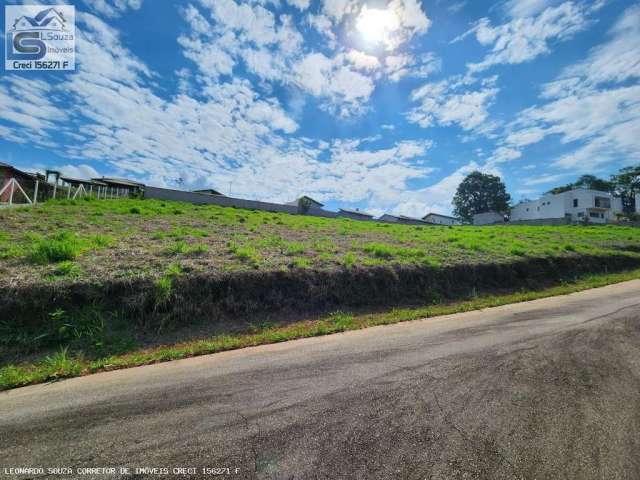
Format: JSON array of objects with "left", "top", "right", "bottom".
[{"left": 0, "top": 176, "right": 130, "bottom": 208}]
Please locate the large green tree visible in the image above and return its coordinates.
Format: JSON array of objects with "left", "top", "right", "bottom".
[
  {"left": 611, "top": 165, "right": 640, "bottom": 215},
  {"left": 547, "top": 175, "right": 614, "bottom": 195},
  {"left": 453, "top": 171, "right": 511, "bottom": 222}
]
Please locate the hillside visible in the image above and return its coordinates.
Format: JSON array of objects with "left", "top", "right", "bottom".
[
  {"left": 2, "top": 198, "right": 639, "bottom": 286},
  {"left": 2, "top": 198, "right": 640, "bottom": 389}
]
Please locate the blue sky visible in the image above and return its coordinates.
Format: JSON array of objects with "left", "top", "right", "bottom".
[{"left": 1, "top": 0, "right": 639, "bottom": 216}]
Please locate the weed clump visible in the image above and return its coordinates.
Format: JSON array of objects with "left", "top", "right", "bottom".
[{"left": 29, "top": 231, "right": 82, "bottom": 264}]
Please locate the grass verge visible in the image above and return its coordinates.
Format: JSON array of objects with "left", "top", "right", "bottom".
[{"left": 2, "top": 268, "right": 639, "bottom": 391}]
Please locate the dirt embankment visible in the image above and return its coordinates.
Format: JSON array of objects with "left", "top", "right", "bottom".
[{"left": 2, "top": 253, "right": 639, "bottom": 337}]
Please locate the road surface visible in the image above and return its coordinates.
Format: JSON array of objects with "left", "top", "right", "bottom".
[{"left": 2, "top": 280, "right": 640, "bottom": 479}]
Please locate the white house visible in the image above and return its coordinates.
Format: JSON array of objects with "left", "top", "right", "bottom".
[
  {"left": 422, "top": 213, "right": 462, "bottom": 226},
  {"left": 510, "top": 189, "right": 623, "bottom": 224}
]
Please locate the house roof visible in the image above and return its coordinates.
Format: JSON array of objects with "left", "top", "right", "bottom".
[
  {"left": 61, "top": 175, "right": 93, "bottom": 184},
  {"left": 399, "top": 215, "right": 433, "bottom": 223},
  {"left": 93, "top": 177, "right": 144, "bottom": 188},
  {"left": 0, "top": 162, "right": 41, "bottom": 179},
  {"left": 193, "top": 188, "right": 224, "bottom": 196},
  {"left": 286, "top": 195, "right": 324, "bottom": 207},
  {"left": 423, "top": 212, "right": 460, "bottom": 221},
  {"left": 339, "top": 208, "right": 374, "bottom": 218},
  {"left": 61, "top": 176, "right": 110, "bottom": 186}
]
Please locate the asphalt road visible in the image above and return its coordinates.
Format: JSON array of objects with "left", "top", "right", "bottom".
[{"left": 2, "top": 280, "right": 640, "bottom": 480}]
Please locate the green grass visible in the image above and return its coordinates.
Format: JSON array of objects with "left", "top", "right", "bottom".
[
  {"left": 2, "top": 268, "right": 639, "bottom": 391},
  {"left": 29, "top": 231, "right": 83, "bottom": 264},
  {"left": 2, "top": 197, "right": 639, "bottom": 288},
  {"left": 2, "top": 198, "right": 639, "bottom": 282}
]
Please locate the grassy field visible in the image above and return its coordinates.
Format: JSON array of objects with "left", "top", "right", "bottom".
[
  {"left": 2, "top": 197, "right": 640, "bottom": 390},
  {"left": 1, "top": 197, "right": 639, "bottom": 287}
]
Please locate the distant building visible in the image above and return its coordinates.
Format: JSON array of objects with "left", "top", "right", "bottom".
[
  {"left": 473, "top": 211, "right": 505, "bottom": 226},
  {"left": 422, "top": 213, "right": 462, "bottom": 226},
  {"left": 511, "top": 189, "right": 623, "bottom": 224},
  {"left": 286, "top": 195, "right": 324, "bottom": 212},
  {"left": 92, "top": 177, "right": 144, "bottom": 196},
  {"left": 338, "top": 208, "right": 374, "bottom": 221},
  {"left": 378, "top": 214, "right": 434, "bottom": 226},
  {"left": 0, "top": 162, "right": 44, "bottom": 203},
  {"left": 192, "top": 188, "right": 224, "bottom": 196}
]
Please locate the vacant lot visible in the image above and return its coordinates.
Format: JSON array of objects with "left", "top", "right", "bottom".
[
  {"left": 2, "top": 198, "right": 640, "bottom": 390},
  {"left": 1, "top": 198, "right": 639, "bottom": 287}
]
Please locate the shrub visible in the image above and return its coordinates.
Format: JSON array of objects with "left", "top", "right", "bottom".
[
  {"left": 52, "top": 261, "right": 81, "bottom": 278},
  {"left": 363, "top": 243, "right": 395, "bottom": 258},
  {"left": 284, "top": 242, "right": 305, "bottom": 256},
  {"left": 342, "top": 252, "right": 357, "bottom": 268},
  {"left": 191, "top": 243, "right": 209, "bottom": 254},
  {"left": 164, "top": 240, "right": 189, "bottom": 255},
  {"left": 153, "top": 264, "right": 183, "bottom": 307},
  {"left": 42, "top": 347, "right": 83, "bottom": 379},
  {"left": 90, "top": 234, "right": 113, "bottom": 248},
  {"left": 327, "top": 311, "right": 355, "bottom": 331},
  {"left": 29, "top": 231, "right": 81, "bottom": 264},
  {"left": 292, "top": 256, "right": 311, "bottom": 268}
]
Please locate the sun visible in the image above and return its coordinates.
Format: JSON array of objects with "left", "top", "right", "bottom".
[{"left": 355, "top": 6, "right": 400, "bottom": 48}]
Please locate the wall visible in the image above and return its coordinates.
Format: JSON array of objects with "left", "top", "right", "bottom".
[
  {"left": 337, "top": 211, "right": 374, "bottom": 221},
  {"left": 473, "top": 212, "right": 503, "bottom": 225},
  {"left": 510, "top": 217, "right": 571, "bottom": 226},
  {"left": 144, "top": 186, "right": 339, "bottom": 218}
]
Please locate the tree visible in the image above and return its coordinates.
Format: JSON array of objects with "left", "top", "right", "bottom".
[
  {"left": 546, "top": 175, "right": 614, "bottom": 195},
  {"left": 611, "top": 165, "right": 640, "bottom": 215},
  {"left": 453, "top": 171, "right": 511, "bottom": 223}
]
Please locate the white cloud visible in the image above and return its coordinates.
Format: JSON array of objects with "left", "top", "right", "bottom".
[
  {"left": 486, "top": 146, "right": 522, "bottom": 165},
  {"left": 465, "top": 1, "right": 597, "bottom": 73},
  {"left": 501, "top": 5, "right": 640, "bottom": 171},
  {"left": 407, "top": 77, "right": 499, "bottom": 132},
  {"left": 286, "top": 0, "right": 310, "bottom": 11},
  {"left": 504, "top": 0, "right": 557, "bottom": 18},
  {"left": 385, "top": 52, "right": 441, "bottom": 82},
  {"left": 448, "top": 1, "right": 467, "bottom": 14},
  {"left": 82, "top": 0, "right": 143, "bottom": 18},
  {"left": 294, "top": 52, "right": 375, "bottom": 117},
  {"left": 58, "top": 164, "right": 101, "bottom": 180},
  {"left": 0, "top": 9, "right": 440, "bottom": 214},
  {"left": 306, "top": 13, "right": 337, "bottom": 47},
  {"left": 345, "top": 49, "right": 381, "bottom": 71},
  {"left": 524, "top": 172, "right": 572, "bottom": 185},
  {"left": 389, "top": 162, "right": 483, "bottom": 217},
  {"left": 322, "top": 0, "right": 358, "bottom": 23}
]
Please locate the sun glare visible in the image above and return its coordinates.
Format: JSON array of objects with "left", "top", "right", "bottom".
[{"left": 355, "top": 7, "right": 400, "bottom": 48}]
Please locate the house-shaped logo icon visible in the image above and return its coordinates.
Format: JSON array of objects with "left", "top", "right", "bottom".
[{"left": 11, "top": 8, "right": 66, "bottom": 32}]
